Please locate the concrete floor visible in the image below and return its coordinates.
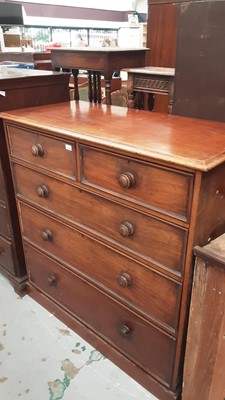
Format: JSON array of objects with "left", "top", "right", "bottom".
[{"left": 0, "top": 273, "right": 158, "bottom": 400}]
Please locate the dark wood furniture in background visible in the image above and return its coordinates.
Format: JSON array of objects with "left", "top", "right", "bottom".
[
  {"left": 0, "top": 68, "right": 70, "bottom": 294},
  {"left": 1, "top": 101, "right": 225, "bottom": 399},
  {"left": 0, "top": 52, "right": 34, "bottom": 64},
  {"left": 0, "top": 68, "right": 70, "bottom": 112},
  {"left": 33, "top": 52, "right": 52, "bottom": 70},
  {"left": 147, "top": 0, "right": 178, "bottom": 68},
  {"left": 51, "top": 47, "right": 148, "bottom": 105},
  {"left": 146, "top": 0, "right": 179, "bottom": 112},
  {"left": 147, "top": 0, "right": 225, "bottom": 121},
  {"left": 183, "top": 235, "right": 225, "bottom": 400},
  {"left": 173, "top": 0, "right": 225, "bottom": 122},
  {"left": 125, "top": 66, "right": 175, "bottom": 113}
]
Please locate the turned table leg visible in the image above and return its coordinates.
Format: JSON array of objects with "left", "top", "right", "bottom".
[
  {"left": 127, "top": 73, "right": 135, "bottom": 108},
  {"left": 88, "top": 71, "right": 93, "bottom": 102},
  {"left": 97, "top": 73, "right": 101, "bottom": 103},
  {"left": 104, "top": 75, "right": 112, "bottom": 105},
  {"left": 168, "top": 79, "right": 175, "bottom": 114},
  {"left": 72, "top": 69, "right": 79, "bottom": 101}
]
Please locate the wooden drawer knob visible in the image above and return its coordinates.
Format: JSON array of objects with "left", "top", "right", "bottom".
[
  {"left": 31, "top": 144, "right": 44, "bottom": 157},
  {"left": 118, "top": 172, "right": 135, "bottom": 189},
  {"left": 36, "top": 185, "right": 49, "bottom": 198},
  {"left": 118, "top": 272, "right": 132, "bottom": 288},
  {"left": 120, "top": 324, "right": 131, "bottom": 337},
  {"left": 41, "top": 229, "right": 53, "bottom": 242},
  {"left": 48, "top": 275, "right": 57, "bottom": 287},
  {"left": 119, "top": 222, "right": 134, "bottom": 237}
]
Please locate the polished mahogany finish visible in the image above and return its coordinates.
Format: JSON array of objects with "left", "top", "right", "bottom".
[
  {"left": 8, "top": 124, "right": 76, "bottom": 179},
  {"left": 24, "top": 243, "right": 177, "bottom": 386},
  {"left": 13, "top": 164, "right": 187, "bottom": 277},
  {"left": 0, "top": 68, "right": 70, "bottom": 294},
  {"left": 51, "top": 48, "right": 148, "bottom": 105},
  {"left": 1, "top": 100, "right": 225, "bottom": 399}
]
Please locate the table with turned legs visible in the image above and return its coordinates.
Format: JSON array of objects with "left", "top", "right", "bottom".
[{"left": 51, "top": 47, "right": 148, "bottom": 105}]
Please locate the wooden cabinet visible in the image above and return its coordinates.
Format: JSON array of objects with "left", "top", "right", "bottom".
[
  {"left": 147, "top": 0, "right": 179, "bottom": 68},
  {"left": 183, "top": 235, "right": 225, "bottom": 400},
  {"left": 147, "top": 0, "right": 225, "bottom": 121},
  {"left": 1, "top": 101, "right": 225, "bottom": 399},
  {"left": 146, "top": 0, "right": 180, "bottom": 112},
  {"left": 0, "top": 68, "right": 70, "bottom": 294},
  {"left": 173, "top": 0, "right": 225, "bottom": 122},
  {"left": 0, "top": 129, "right": 27, "bottom": 293}
]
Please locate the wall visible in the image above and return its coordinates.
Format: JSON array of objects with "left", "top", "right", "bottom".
[
  {"left": 2, "top": 0, "right": 147, "bottom": 28},
  {"left": 8, "top": 0, "right": 135, "bottom": 11}
]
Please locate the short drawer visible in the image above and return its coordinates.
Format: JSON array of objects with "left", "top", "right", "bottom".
[
  {"left": 6, "top": 124, "right": 76, "bottom": 179},
  {"left": 0, "top": 235, "right": 14, "bottom": 274},
  {"left": 0, "top": 204, "right": 11, "bottom": 238},
  {"left": 80, "top": 146, "right": 193, "bottom": 221},
  {"left": 20, "top": 203, "right": 181, "bottom": 333},
  {"left": 25, "top": 244, "right": 176, "bottom": 386},
  {"left": 14, "top": 164, "right": 187, "bottom": 275}
]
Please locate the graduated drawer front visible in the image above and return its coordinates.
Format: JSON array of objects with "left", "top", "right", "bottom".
[
  {"left": 80, "top": 146, "right": 193, "bottom": 221},
  {"left": 25, "top": 244, "right": 176, "bottom": 386},
  {"left": 0, "top": 235, "right": 14, "bottom": 274},
  {"left": 6, "top": 125, "right": 76, "bottom": 179},
  {"left": 20, "top": 203, "right": 181, "bottom": 333},
  {"left": 13, "top": 164, "right": 187, "bottom": 275},
  {"left": 0, "top": 204, "right": 11, "bottom": 238}
]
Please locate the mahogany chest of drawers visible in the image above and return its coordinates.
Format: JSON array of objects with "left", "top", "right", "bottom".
[
  {"left": 0, "top": 68, "right": 70, "bottom": 293},
  {"left": 1, "top": 101, "right": 225, "bottom": 399}
]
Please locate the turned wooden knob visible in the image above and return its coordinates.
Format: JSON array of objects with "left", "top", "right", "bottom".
[
  {"left": 118, "top": 172, "right": 135, "bottom": 189},
  {"left": 119, "top": 222, "right": 134, "bottom": 237},
  {"left": 31, "top": 144, "right": 44, "bottom": 157},
  {"left": 118, "top": 272, "right": 132, "bottom": 288},
  {"left": 36, "top": 185, "right": 49, "bottom": 198},
  {"left": 48, "top": 275, "right": 57, "bottom": 287},
  {"left": 120, "top": 324, "right": 131, "bottom": 337},
  {"left": 41, "top": 229, "right": 53, "bottom": 242}
]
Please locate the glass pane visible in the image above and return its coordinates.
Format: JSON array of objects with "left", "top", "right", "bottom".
[
  {"left": 51, "top": 28, "right": 70, "bottom": 47},
  {"left": 70, "top": 29, "right": 88, "bottom": 47},
  {"left": 89, "top": 29, "right": 118, "bottom": 47},
  {"left": 20, "top": 27, "right": 51, "bottom": 52}
]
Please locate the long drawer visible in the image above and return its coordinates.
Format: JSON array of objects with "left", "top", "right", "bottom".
[
  {"left": 80, "top": 145, "right": 193, "bottom": 221},
  {"left": 0, "top": 235, "right": 14, "bottom": 274},
  {"left": 0, "top": 204, "right": 11, "bottom": 238},
  {"left": 20, "top": 202, "right": 181, "bottom": 333},
  {"left": 6, "top": 125, "right": 76, "bottom": 179},
  {"left": 25, "top": 243, "right": 177, "bottom": 387},
  {"left": 13, "top": 164, "right": 187, "bottom": 275}
]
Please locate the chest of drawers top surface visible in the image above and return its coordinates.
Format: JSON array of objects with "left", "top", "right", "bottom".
[{"left": 1, "top": 100, "right": 225, "bottom": 172}]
